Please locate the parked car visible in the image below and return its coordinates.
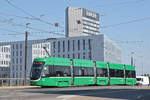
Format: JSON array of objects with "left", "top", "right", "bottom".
[{"left": 136, "top": 76, "right": 149, "bottom": 85}]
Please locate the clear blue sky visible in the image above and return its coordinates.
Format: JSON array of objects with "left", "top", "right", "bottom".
[{"left": 0, "top": 0, "right": 150, "bottom": 75}]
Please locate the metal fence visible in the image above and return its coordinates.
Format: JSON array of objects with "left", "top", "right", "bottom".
[{"left": 0, "top": 78, "right": 30, "bottom": 86}]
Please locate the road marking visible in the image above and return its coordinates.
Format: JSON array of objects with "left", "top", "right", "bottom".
[
  {"left": 56, "top": 89, "right": 139, "bottom": 100},
  {"left": 57, "top": 95, "right": 77, "bottom": 100}
]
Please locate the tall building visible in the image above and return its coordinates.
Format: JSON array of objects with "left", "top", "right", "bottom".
[{"left": 66, "top": 7, "right": 100, "bottom": 37}]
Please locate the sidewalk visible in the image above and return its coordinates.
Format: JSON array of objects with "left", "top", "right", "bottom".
[{"left": 0, "top": 86, "right": 41, "bottom": 89}]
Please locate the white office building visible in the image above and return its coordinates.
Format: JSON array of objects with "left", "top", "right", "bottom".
[
  {"left": 0, "top": 34, "right": 121, "bottom": 85},
  {"left": 66, "top": 7, "right": 100, "bottom": 37},
  {"left": 0, "top": 45, "right": 11, "bottom": 80},
  {"left": 51, "top": 34, "right": 121, "bottom": 63},
  {"left": 0, "top": 45, "right": 11, "bottom": 67},
  {"left": 0, "top": 40, "right": 51, "bottom": 85}
]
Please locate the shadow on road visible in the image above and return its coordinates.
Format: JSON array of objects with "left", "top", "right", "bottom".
[{"left": 24, "top": 86, "right": 150, "bottom": 100}]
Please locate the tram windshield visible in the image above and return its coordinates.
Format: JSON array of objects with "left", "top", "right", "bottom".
[{"left": 30, "top": 62, "right": 45, "bottom": 80}]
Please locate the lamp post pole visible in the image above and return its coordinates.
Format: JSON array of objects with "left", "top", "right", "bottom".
[
  {"left": 141, "top": 56, "right": 144, "bottom": 76},
  {"left": 24, "top": 23, "right": 30, "bottom": 85},
  {"left": 131, "top": 52, "right": 134, "bottom": 66}
]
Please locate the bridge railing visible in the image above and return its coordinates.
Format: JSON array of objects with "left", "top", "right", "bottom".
[{"left": 0, "top": 78, "right": 30, "bottom": 86}]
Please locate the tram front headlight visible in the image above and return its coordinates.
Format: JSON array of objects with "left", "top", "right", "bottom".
[
  {"left": 44, "top": 67, "right": 47, "bottom": 71},
  {"left": 41, "top": 67, "right": 48, "bottom": 77}
]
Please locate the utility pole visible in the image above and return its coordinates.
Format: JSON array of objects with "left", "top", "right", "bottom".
[
  {"left": 131, "top": 52, "right": 134, "bottom": 66},
  {"left": 24, "top": 23, "right": 30, "bottom": 85},
  {"left": 141, "top": 56, "right": 144, "bottom": 76}
]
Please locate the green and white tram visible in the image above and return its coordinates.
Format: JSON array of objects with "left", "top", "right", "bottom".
[{"left": 30, "top": 57, "right": 136, "bottom": 87}]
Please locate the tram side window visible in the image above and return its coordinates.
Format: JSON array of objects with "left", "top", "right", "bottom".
[
  {"left": 74, "top": 67, "right": 94, "bottom": 77},
  {"left": 44, "top": 65, "right": 71, "bottom": 77},
  {"left": 109, "top": 69, "right": 124, "bottom": 78},
  {"left": 132, "top": 71, "right": 136, "bottom": 78},
  {"left": 96, "top": 68, "right": 108, "bottom": 77},
  {"left": 125, "top": 70, "right": 136, "bottom": 78}
]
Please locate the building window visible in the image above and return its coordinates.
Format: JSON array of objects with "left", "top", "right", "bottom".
[
  {"left": 78, "top": 53, "right": 80, "bottom": 59},
  {"left": 43, "top": 51, "right": 45, "bottom": 55},
  {"left": 6, "top": 61, "right": 8, "bottom": 65},
  {"left": 12, "top": 59, "right": 15, "bottom": 64},
  {"left": 73, "top": 40, "right": 75, "bottom": 51},
  {"left": 12, "top": 65, "right": 14, "bottom": 71},
  {"left": 13, "top": 73, "right": 15, "bottom": 78},
  {"left": 78, "top": 40, "right": 80, "bottom": 51},
  {"left": 6, "top": 54, "right": 8, "bottom": 58},
  {"left": 16, "top": 44, "right": 18, "bottom": 49},
  {"left": 1, "top": 47, "right": 3, "bottom": 52},
  {"left": 16, "top": 72, "right": 18, "bottom": 78},
  {"left": 20, "top": 72, "right": 22, "bottom": 78},
  {"left": 83, "top": 39, "right": 85, "bottom": 50},
  {"left": 13, "top": 52, "right": 15, "bottom": 56},
  {"left": 53, "top": 42, "right": 56, "bottom": 53},
  {"left": 20, "top": 58, "right": 22, "bottom": 64},
  {"left": 41, "top": 51, "right": 43, "bottom": 55},
  {"left": 16, "top": 51, "right": 18, "bottom": 56},
  {"left": 16, "top": 58, "right": 18, "bottom": 64},
  {"left": 63, "top": 41, "right": 65, "bottom": 52},
  {"left": 88, "top": 39, "right": 91, "bottom": 50},
  {"left": 13, "top": 44, "right": 15, "bottom": 49},
  {"left": 20, "top": 65, "right": 22, "bottom": 71},
  {"left": 20, "top": 51, "right": 22, "bottom": 56},
  {"left": 68, "top": 40, "right": 70, "bottom": 52},
  {"left": 58, "top": 41, "right": 60, "bottom": 53},
  {"left": 83, "top": 52, "right": 86, "bottom": 59},
  {"left": 41, "top": 44, "right": 43, "bottom": 48},
  {"left": 16, "top": 65, "right": 18, "bottom": 71},
  {"left": 89, "top": 52, "right": 92, "bottom": 60},
  {"left": 20, "top": 44, "right": 22, "bottom": 49},
  {"left": 5, "top": 47, "right": 7, "bottom": 52}
]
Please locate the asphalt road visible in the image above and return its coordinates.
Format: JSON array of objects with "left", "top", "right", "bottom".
[{"left": 0, "top": 86, "right": 150, "bottom": 100}]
